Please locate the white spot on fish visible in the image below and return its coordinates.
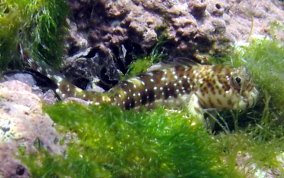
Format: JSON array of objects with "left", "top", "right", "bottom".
[{"left": 162, "top": 69, "right": 168, "bottom": 73}]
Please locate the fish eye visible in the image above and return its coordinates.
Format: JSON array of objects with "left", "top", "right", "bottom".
[
  {"left": 235, "top": 77, "right": 241, "bottom": 85},
  {"left": 232, "top": 76, "right": 242, "bottom": 89}
]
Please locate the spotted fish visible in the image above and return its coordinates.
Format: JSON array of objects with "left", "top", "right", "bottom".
[{"left": 58, "top": 64, "right": 258, "bottom": 119}]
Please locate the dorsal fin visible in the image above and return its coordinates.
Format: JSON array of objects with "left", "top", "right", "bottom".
[
  {"left": 146, "top": 57, "right": 200, "bottom": 72},
  {"left": 146, "top": 63, "right": 171, "bottom": 72}
]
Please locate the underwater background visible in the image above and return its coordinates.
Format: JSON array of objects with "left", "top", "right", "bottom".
[{"left": 0, "top": 0, "right": 284, "bottom": 177}]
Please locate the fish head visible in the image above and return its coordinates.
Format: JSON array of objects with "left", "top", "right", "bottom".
[{"left": 196, "top": 65, "right": 259, "bottom": 110}]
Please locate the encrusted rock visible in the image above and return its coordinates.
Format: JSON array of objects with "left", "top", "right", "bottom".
[
  {"left": 63, "top": 0, "right": 283, "bottom": 87},
  {"left": 62, "top": 48, "right": 120, "bottom": 90},
  {"left": 66, "top": 0, "right": 284, "bottom": 58},
  {"left": 0, "top": 80, "right": 65, "bottom": 177}
]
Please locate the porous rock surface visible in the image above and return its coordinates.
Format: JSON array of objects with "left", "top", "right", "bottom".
[
  {"left": 63, "top": 0, "right": 284, "bottom": 88},
  {"left": 0, "top": 80, "right": 64, "bottom": 178},
  {"left": 67, "top": 0, "right": 284, "bottom": 57}
]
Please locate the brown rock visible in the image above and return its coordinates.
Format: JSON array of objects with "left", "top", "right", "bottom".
[
  {"left": 66, "top": 0, "right": 284, "bottom": 58},
  {"left": 0, "top": 80, "right": 65, "bottom": 177}
]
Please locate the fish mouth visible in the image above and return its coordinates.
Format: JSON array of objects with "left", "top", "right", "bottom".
[{"left": 241, "top": 87, "right": 259, "bottom": 109}]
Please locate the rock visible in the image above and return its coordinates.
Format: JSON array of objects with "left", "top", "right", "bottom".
[
  {"left": 0, "top": 143, "right": 30, "bottom": 178},
  {"left": 221, "top": 0, "right": 284, "bottom": 42},
  {"left": 1, "top": 71, "right": 59, "bottom": 104},
  {"left": 0, "top": 80, "right": 65, "bottom": 177},
  {"left": 1, "top": 72, "right": 37, "bottom": 87},
  {"left": 62, "top": 0, "right": 283, "bottom": 88},
  {"left": 66, "top": 0, "right": 284, "bottom": 58},
  {"left": 236, "top": 151, "right": 282, "bottom": 178},
  {"left": 62, "top": 48, "right": 120, "bottom": 90}
]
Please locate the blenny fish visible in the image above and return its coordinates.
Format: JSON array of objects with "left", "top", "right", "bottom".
[{"left": 58, "top": 64, "right": 258, "bottom": 119}]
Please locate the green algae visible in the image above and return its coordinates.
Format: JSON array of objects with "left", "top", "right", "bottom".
[
  {"left": 216, "top": 132, "right": 284, "bottom": 177},
  {"left": 210, "top": 37, "right": 284, "bottom": 123},
  {"left": 125, "top": 35, "right": 167, "bottom": 78},
  {"left": 209, "top": 37, "right": 284, "bottom": 176},
  {"left": 210, "top": 37, "right": 284, "bottom": 108},
  {"left": 19, "top": 37, "right": 284, "bottom": 177},
  {"left": 13, "top": 20, "right": 283, "bottom": 177},
  {"left": 21, "top": 103, "right": 239, "bottom": 177},
  {"left": 0, "top": 0, "right": 68, "bottom": 70}
]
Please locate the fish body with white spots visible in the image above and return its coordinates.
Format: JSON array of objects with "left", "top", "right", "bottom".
[{"left": 58, "top": 64, "right": 258, "bottom": 119}]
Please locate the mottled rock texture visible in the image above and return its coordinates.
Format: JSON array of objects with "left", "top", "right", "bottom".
[
  {"left": 64, "top": 0, "right": 283, "bottom": 88},
  {"left": 1, "top": 71, "right": 58, "bottom": 104},
  {"left": 66, "top": 0, "right": 284, "bottom": 57},
  {"left": 0, "top": 80, "right": 64, "bottom": 178}
]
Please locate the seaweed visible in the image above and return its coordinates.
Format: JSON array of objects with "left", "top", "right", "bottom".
[
  {"left": 21, "top": 103, "right": 240, "bottom": 177},
  {"left": 0, "top": 0, "right": 68, "bottom": 70},
  {"left": 209, "top": 36, "right": 284, "bottom": 176},
  {"left": 125, "top": 35, "right": 167, "bottom": 78},
  {"left": 210, "top": 37, "right": 284, "bottom": 108}
]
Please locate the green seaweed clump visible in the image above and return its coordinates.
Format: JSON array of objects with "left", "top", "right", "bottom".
[
  {"left": 216, "top": 132, "right": 284, "bottom": 177},
  {"left": 125, "top": 36, "right": 167, "bottom": 78},
  {"left": 209, "top": 37, "right": 284, "bottom": 176},
  {"left": 0, "top": 0, "right": 68, "bottom": 70},
  {"left": 211, "top": 37, "right": 284, "bottom": 108},
  {"left": 21, "top": 103, "right": 239, "bottom": 177}
]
